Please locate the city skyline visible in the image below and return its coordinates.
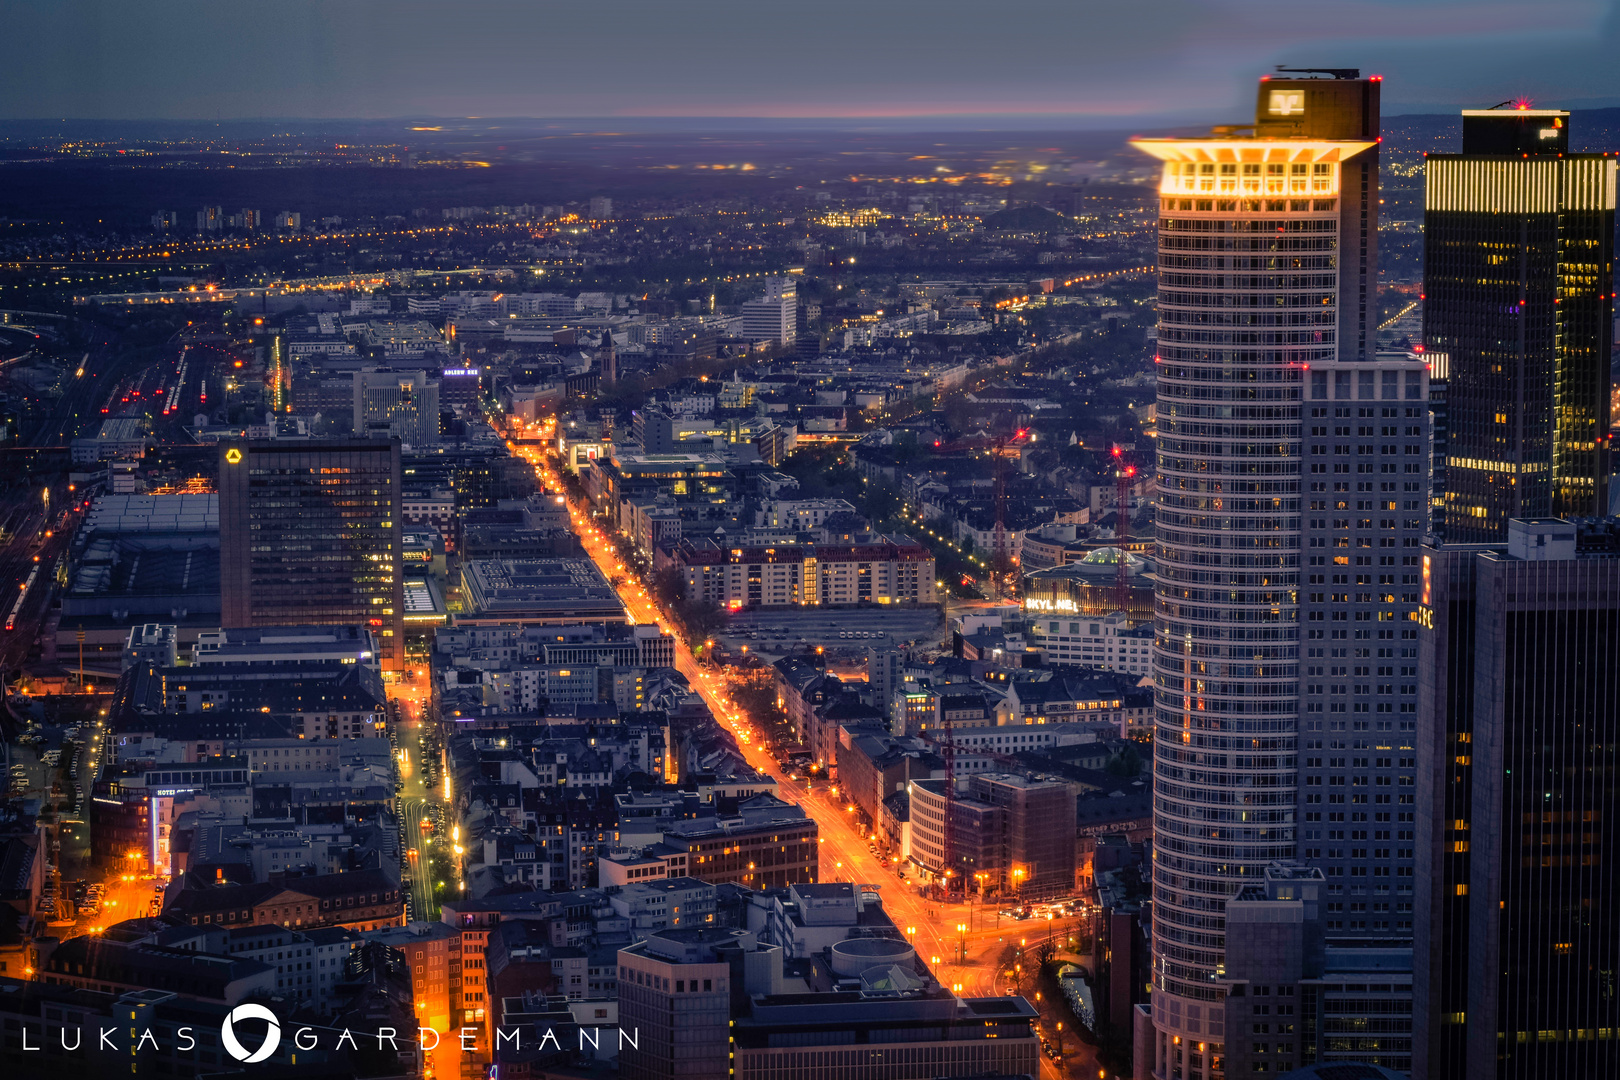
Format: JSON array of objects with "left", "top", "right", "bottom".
[{"left": 1, "top": 8, "right": 1619, "bottom": 1078}]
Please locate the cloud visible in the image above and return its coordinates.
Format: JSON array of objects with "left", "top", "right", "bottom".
[{"left": 0, "top": 0, "right": 1614, "bottom": 119}]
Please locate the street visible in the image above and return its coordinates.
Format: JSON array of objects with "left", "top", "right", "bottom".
[
  {"left": 516, "top": 422, "right": 1103, "bottom": 1079},
  {"left": 387, "top": 677, "right": 444, "bottom": 922}
]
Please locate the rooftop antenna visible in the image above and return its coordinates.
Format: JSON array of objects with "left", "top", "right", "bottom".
[{"left": 1273, "top": 66, "right": 1361, "bottom": 80}]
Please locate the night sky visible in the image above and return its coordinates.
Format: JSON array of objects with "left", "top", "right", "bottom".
[{"left": 3, "top": 0, "right": 1618, "bottom": 123}]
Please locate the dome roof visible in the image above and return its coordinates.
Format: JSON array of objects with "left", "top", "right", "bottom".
[{"left": 1080, "top": 546, "right": 1143, "bottom": 569}]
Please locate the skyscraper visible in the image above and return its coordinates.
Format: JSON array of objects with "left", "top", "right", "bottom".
[
  {"left": 1413, "top": 518, "right": 1620, "bottom": 1080},
  {"left": 1296, "top": 351, "right": 1428, "bottom": 943},
  {"left": 219, "top": 439, "right": 405, "bottom": 671},
  {"left": 1132, "top": 69, "right": 1382, "bottom": 1080},
  {"left": 1424, "top": 109, "right": 1615, "bottom": 541}
]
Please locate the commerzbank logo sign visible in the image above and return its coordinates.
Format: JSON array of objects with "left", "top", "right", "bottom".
[{"left": 222, "top": 1004, "right": 281, "bottom": 1063}]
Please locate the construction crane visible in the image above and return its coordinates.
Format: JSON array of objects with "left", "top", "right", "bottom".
[
  {"left": 992, "top": 428, "right": 1032, "bottom": 600},
  {"left": 940, "top": 712, "right": 957, "bottom": 897},
  {"left": 1111, "top": 445, "right": 1136, "bottom": 614}
]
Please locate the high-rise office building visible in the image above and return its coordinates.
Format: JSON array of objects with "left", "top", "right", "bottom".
[
  {"left": 1424, "top": 110, "right": 1615, "bottom": 541},
  {"left": 354, "top": 368, "right": 440, "bottom": 446},
  {"left": 1131, "top": 69, "right": 1383, "bottom": 1080},
  {"left": 1296, "top": 350, "right": 1429, "bottom": 942},
  {"left": 1414, "top": 518, "right": 1620, "bottom": 1080},
  {"left": 219, "top": 440, "right": 405, "bottom": 671},
  {"left": 740, "top": 275, "right": 797, "bottom": 347},
  {"left": 617, "top": 928, "right": 754, "bottom": 1080}
]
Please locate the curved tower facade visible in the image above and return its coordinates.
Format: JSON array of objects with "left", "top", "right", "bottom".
[{"left": 1132, "top": 72, "right": 1380, "bottom": 1080}]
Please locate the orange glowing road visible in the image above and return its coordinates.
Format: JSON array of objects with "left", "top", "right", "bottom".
[{"left": 507, "top": 416, "right": 1097, "bottom": 1078}]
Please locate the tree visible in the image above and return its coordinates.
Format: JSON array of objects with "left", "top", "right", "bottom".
[
  {"left": 681, "top": 598, "right": 728, "bottom": 643},
  {"left": 652, "top": 565, "right": 727, "bottom": 643},
  {"left": 857, "top": 480, "right": 902, "bottom": 524},
  {"left": 731, "top": 671, "right": 791, "bottom": 742},
  {"left": 1105, "top": 742, "right": 1144, "bottom": 778},
  {"left": 652, "top": 566, "right": 687, "bottom": 607}
]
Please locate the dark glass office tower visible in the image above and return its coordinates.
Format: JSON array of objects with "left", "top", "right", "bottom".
[
  {"left": 1411, "top": 536, "right": 1491, "bottom": 1080},
  {"left": 1414, "top": 518, "right": 1620, "bottom": 1080},
  {"left": 219, "top": 439, "right": 404, "bottom": 670},
  {"left": 1424, "top": 111, "right": 1615, "bottom": 541}
]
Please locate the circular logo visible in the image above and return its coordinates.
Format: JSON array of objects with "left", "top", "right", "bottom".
[{"left": 221, "top": 1003, "right": 281, "bottom": 1063}]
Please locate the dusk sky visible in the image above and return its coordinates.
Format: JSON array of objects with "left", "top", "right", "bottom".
[{"left": 4, "top": 0, "right": 1620, "bottom": 124}]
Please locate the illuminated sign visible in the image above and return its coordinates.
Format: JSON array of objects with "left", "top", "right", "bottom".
[
  {"left": 442, "top": 367, "right": 480, "bottom": 376},
  {"left": 1023, "top": 597, "right": 1079, "bottom": 613},
  {"left": 1269, "top": 89, "right": 1305, "bottom": 116},
  {"left": 1421, "top": 555, "right": 1432, "bottom": 607},
  {"left": 225, "top": 448, "right": 243, "bottom": 464}
]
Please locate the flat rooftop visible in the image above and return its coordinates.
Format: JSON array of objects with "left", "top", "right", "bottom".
[
  {"left": 403, "top": 578, "right": 447, "bottom": 624},
  {"left": 83, "top": 493, "right": 219, "bottom": 534},
  {"left": 460, "top": 558, "right": 626, "bottom": 623}
]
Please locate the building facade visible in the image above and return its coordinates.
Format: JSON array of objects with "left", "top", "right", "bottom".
[
  {"left": 731, "top": 994, "right": 1041, "bottom": 1080},
  {"left": 740, "top": 276, "right": 797, "bottom": 347},
  {"left": 1296, "top": 350, "right": 1428, "bottom": 939},
  {"left": 354, "top": 368, "right": 441, "bottom": 446},
  {"left": 219, "top": 440, "right": 405, "bottom": 670},
  {"left": 1219, "top": 865, "right": 1414, "bottom": 1077},
  {"left": 662, "top": 812, "right": 819, "bottom": 890},
  {"left": 617, "top": 929, "right": 737, "bottom": 1080},
  {"left": 970, "top": 772, "right": 1077, "bottom": 898},
  {"left": 1132, "top": 70, "right": 1383, "bottom": 1080},
  {"left": 907, "top": 774, "right": 1075, "bottom": 897},
  {"left": 671, "top": 535, "right": 936, "bottom": 610},
  {"left": 1424, "top": 109, "right": 1615, "bottom": 540},
  {"left": 1414, "top": 518, "right": 1620, "bottom": 1080}
]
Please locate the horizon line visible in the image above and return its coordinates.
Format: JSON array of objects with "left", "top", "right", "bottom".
[{"left": 2, "top": 104, "right": 1609, "bottom": 127}]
